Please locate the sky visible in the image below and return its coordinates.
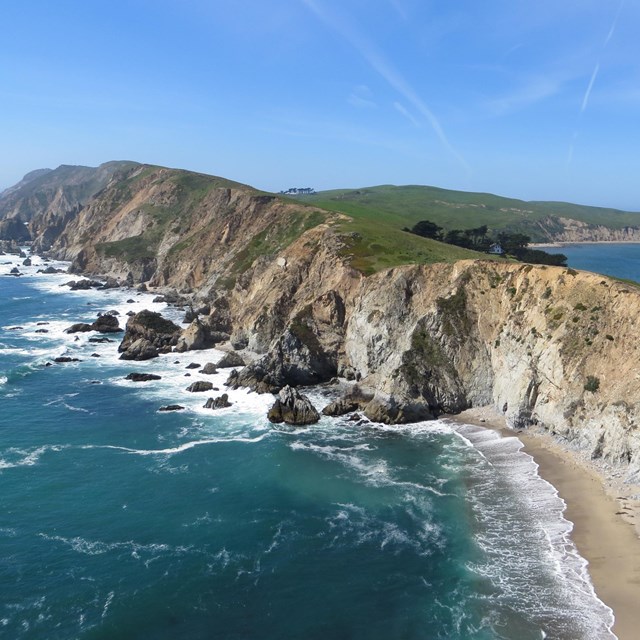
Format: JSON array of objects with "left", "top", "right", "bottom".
[{"left": 1, "top": 0, "right": 639, "bottom": 209}]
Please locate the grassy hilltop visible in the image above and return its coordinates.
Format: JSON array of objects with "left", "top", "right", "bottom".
[{"left": 303, "top": 184, "right": 640, "bottom": 242}]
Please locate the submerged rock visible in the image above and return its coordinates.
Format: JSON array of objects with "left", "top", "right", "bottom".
[
  {"left": 186, "top": 381, "right": 214, "bottom": 393},
  {"left": 37, "top": 266, "right": 65, "bottom": 274},
  {"left": 54, "top": 356, "right": 81, "bottom": 363},
  {"left": 267, "top": 385, "right": 320, "bottom": 425},
  {"left": 125, "top": 372, "right": 162, "bottom": 382},
  {"left": 159, "top": 404, "right": 185, "bottom": 412},
  {"left": 65, "top": 323, "right": 93, "bottom": 334}
]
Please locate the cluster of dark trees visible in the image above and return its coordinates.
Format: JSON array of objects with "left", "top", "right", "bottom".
[{"left": 407, "top": 220, "right": 567, "bottom": 267}]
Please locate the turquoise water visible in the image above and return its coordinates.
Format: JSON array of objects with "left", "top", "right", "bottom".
[
  {"left": 545, "top": 242, "right": 640, "bottom": 281},
  {"left": 0, "top": 253, "right": 615, "bottom": 639}
]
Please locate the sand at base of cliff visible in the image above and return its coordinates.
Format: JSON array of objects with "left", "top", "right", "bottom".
[{"left": 447, "top": 407, "right": 640, "bottom": 640}]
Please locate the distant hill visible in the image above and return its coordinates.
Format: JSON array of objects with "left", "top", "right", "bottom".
[
  {"left": 304, "top": 185, "right": 640, "bottom": 243},
  {"left": 0, "top": 161, "right": 141, "bottom": 244}
]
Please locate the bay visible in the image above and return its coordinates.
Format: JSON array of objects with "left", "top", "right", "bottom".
[{"left": 544, "top": 243, "right": 640, "bottom": 282}]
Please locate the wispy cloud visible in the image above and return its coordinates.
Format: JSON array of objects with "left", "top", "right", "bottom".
[
  {"left": 301, "top": 0, "right": 468, "bottom": 169},
  {"left": 604, "top": 0, "right": 625, "bottom": 46},
  {"left": 580, "top": 63, "right": 600, "bottom": 114},
  {"left": 348, "top": 85, "right": 377, "bottom": 109},
  {"left": 394, "top": 102, "right": 421, "bottom": 128},
  {"left": 568, "top": 0, "right": 625, "bottom": 165},
  {"left": 486, "top": 75, "right": 565, "bottom": 116}
]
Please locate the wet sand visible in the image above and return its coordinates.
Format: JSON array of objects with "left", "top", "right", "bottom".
[{"left": 447, "top": 407, "right": 640, "bottom": 640}]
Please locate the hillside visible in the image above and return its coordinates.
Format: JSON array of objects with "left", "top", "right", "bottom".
[
  {"left": 304, "top": 184, "right": 640, "bottom": 243},
  {"left": 0, "top": 163, "right": 497, "bottom": 287}
]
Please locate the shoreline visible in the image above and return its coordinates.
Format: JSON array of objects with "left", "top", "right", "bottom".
[
  {"left": 531, "top": 240, "right": 640, "bottom": 248},
  {"left": 446, "top": 407, "right": 640, "bottom": 640}
]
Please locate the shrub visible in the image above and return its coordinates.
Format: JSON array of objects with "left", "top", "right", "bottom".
[{"left": 584, "top": 376, "right": 600, "bottom": 392}]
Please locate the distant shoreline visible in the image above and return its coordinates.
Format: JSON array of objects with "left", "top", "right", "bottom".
[
  {"left": 531, "top": 240, "right": 640, "bottom": 248},
  {"left": 446, "top": 407, "right": 640, "bottom": 640}
]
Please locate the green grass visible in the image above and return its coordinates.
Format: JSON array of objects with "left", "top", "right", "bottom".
[
  {"left": 301, "top": 184, "right": 640, "bottom": 242},
  {"left": 97, "top": 235, "right": 157, "bottom": 261},
  {"left": 230, "top": 209, "right": 326, "bottom": 276},
  {"left": 335, "top": 216, "right": 504, "bottom": 275}
]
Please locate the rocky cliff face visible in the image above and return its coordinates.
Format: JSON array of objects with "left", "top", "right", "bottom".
[
  {"left": 0, "top": 161, "right": 139, "bottom": 248},
  {"left": 11, "top": 164, "right": 640, "bottom": 482},
  {"left": 223, "top": 246, "right": 640, "bottom": 480},
  {"left": 539, "top": 216, "right": 640, "bottom": 243}
]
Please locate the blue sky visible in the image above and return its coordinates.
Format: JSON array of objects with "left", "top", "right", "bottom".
[{"left": 2, "top": 0, "right": 639, "bottom": 209}]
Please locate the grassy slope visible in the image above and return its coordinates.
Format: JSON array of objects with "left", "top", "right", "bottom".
[
  {"left": 304, "top": 185, "right": 640, "bottom": 241},
  {"left": 335, "top": 216, "right": 501, "bottom": 275}
]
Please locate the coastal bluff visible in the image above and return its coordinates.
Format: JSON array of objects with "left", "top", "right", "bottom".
[{"left": 4, "top": 163, "right": 640, "bottom": 482}]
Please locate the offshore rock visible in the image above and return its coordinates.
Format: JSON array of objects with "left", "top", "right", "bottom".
[
  {"left": 159, "top": 404, "right": 185, "bottom": 412},
  {"left": 92, "top": 314, "right": 122, "bottom": 333},
  {"left": 118, "top": 310, "right": 181, "bottom": 360},
  {"left": 203, "top": 394, "right": 232, "bottom": 409},
  {"left": 119, "top": 338, "right": 158, "bottom": 361},
  {"left": 267, "top": 385, "right": 320, "bottom": 425},
  {"left": 201, "top": 362, "right": 218, "bottom": 375},
  {"left": 186, "top": 381, "right": 214, "bottom": 393}
]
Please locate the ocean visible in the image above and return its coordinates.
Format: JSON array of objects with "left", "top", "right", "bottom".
[
  {"left": 0, "top": 251, "right": 616, "bottom": 639},
  {"left": 544, "top": 242, "right": 640, "bottom": 282}
]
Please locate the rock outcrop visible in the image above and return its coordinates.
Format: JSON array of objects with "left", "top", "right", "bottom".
[
  {"left": 174, "top": 318, "right": 226, "bottom": 352},
  {"left": 216, "top": 352, "right": 245, "bottom": 368},
  {"left": 267, "top": 386, "right": 320, "bottom": 425}
]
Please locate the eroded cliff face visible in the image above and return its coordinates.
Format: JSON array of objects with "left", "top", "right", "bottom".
[
  {"left": 230, "top": 256, "right": 640, "bottom": 481},
  {"left": 343, "top": 262, "right": 640, "bottom": 477}
]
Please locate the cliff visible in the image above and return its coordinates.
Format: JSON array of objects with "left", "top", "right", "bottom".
[
  {"left": 0, "top": 161, "right": 139, "bottom": 248},
  {"left": 5, "top": 163, "right": 640, "bottom": 482}
]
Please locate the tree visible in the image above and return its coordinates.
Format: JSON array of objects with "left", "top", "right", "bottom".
[{"left": 411, "top": 220, "right": 443, "bottom": 240}]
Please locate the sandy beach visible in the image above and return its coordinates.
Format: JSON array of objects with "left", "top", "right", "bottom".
[{"left": 446, "top": 407, "right": 640, "bottom": 640}]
